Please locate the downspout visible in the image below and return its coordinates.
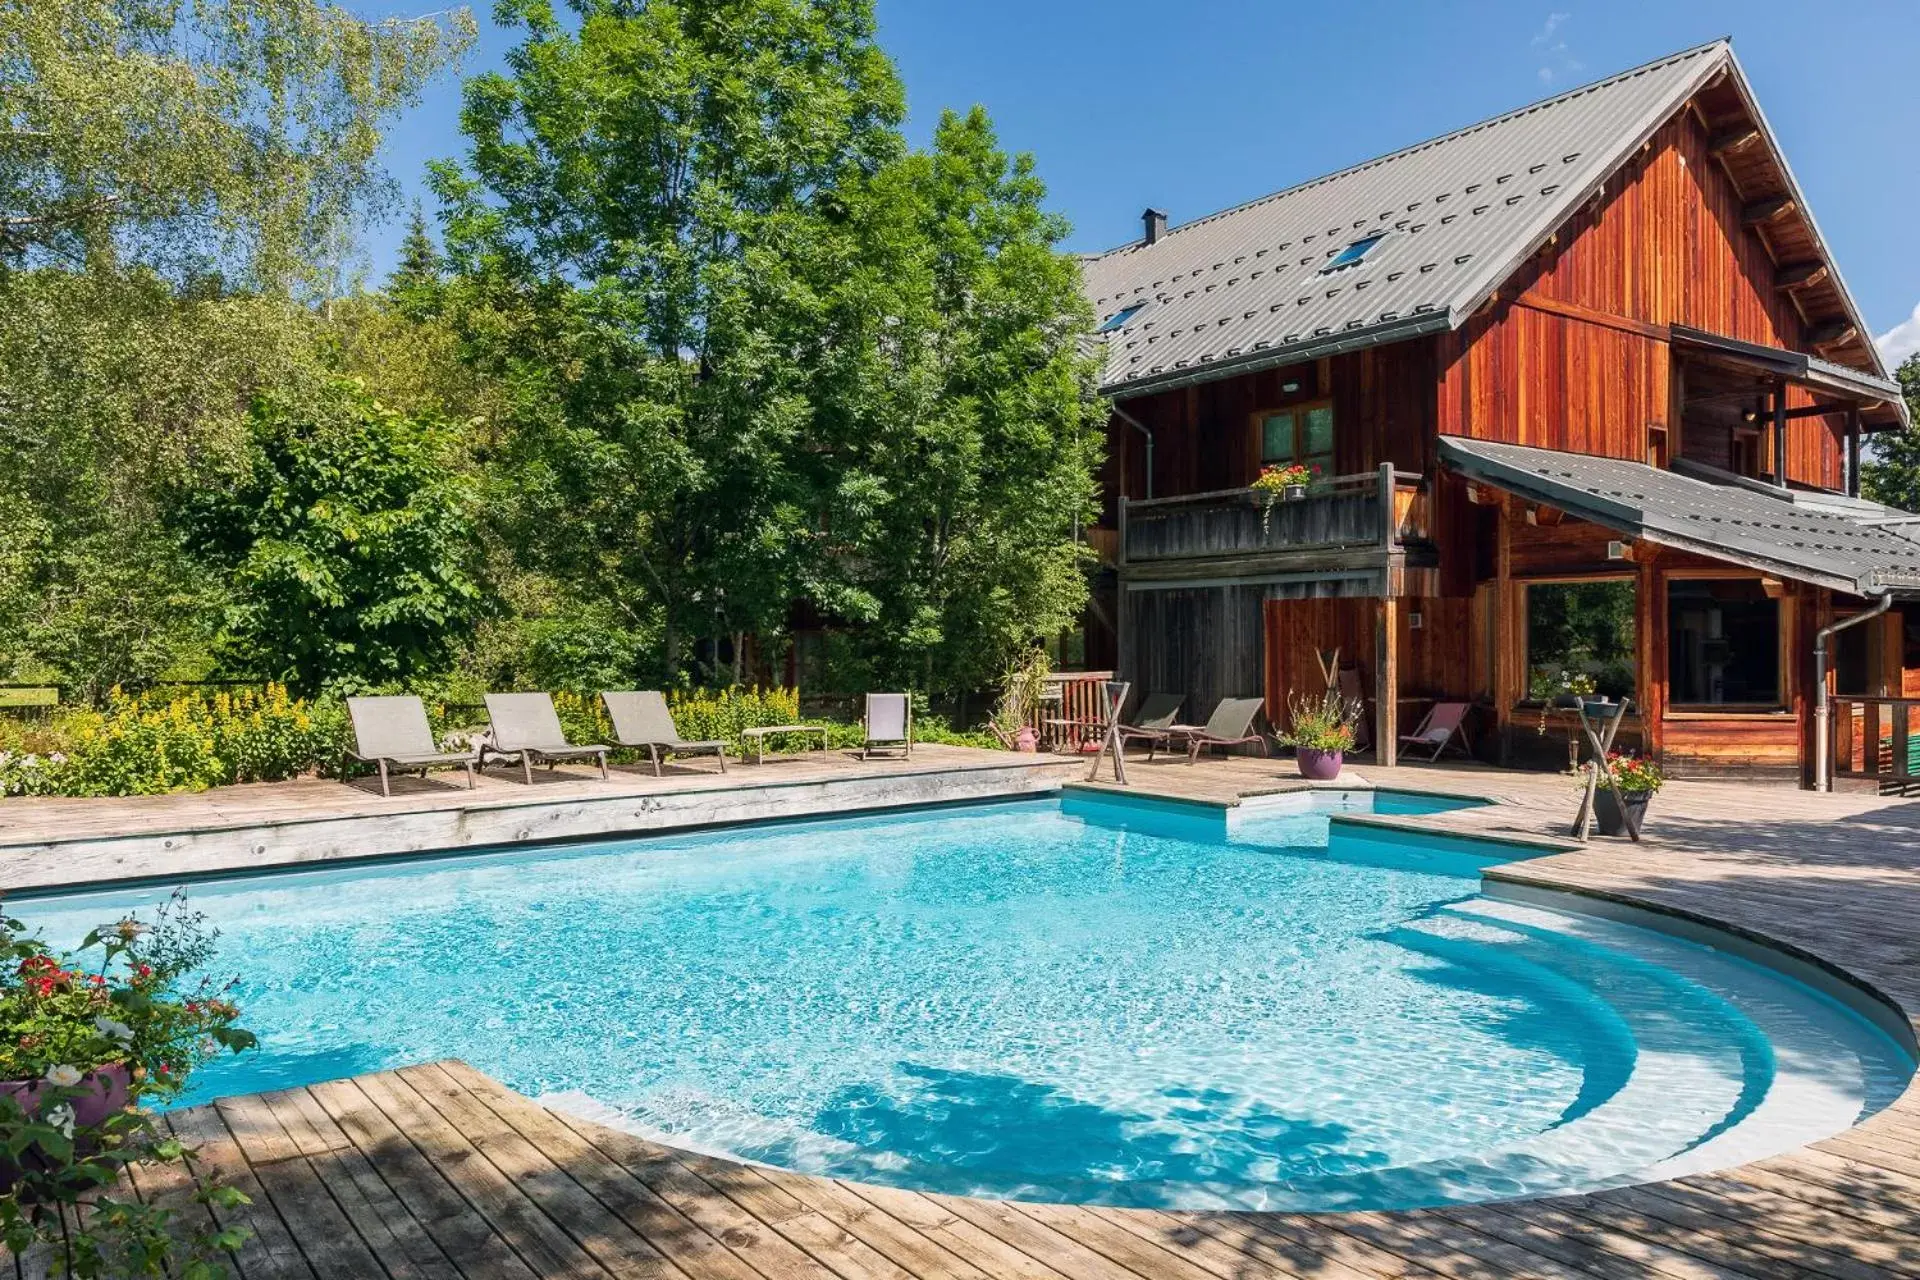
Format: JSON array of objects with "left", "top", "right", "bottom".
[
  {"left": 1814, "top": 592, "right": 1893, "bottom": 791},
  {"left": 1112, "top": 403, "right": 1155, "bottom": 500}
]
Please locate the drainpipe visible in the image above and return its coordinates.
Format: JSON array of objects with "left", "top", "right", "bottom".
[
  {"left": 1814, "top": 592, "right": 1893, "bottom": 791},
  {"left": 1112, "top": 403, "right": 1155, "bottom": 500}
]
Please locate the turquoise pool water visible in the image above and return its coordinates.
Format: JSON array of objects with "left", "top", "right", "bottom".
[{"left": 13, "top": 790, "right": 1913, "bottom": 1211}]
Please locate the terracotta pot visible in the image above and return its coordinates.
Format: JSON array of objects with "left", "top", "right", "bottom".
[
  {"left": 1014, "top": 726, "right": 1038, "bottom": 753},
  {"left": 1296, "top": 746, "right": 1343, "bottom": 781},
  {"left": 1594, "top": 788, "right": 1652, "bottom": 836}
]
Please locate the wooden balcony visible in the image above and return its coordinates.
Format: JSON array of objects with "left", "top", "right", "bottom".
[{"left": 1117, "top": 463, "right": 1430, "bottom": 586}]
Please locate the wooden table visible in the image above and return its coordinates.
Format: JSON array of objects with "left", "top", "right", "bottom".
[{"left": 739, "top": 724, "right": 831, "bottom": 764}]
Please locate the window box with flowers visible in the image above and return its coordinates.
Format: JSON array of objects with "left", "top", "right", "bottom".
[
  {"left": 1251, "top": 462, "right": 1321, "bottom": 502},
  {"left": 1595, "top": 751, "right": 1663, "bottom": 836}
]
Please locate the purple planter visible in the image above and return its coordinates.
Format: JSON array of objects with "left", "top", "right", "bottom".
[
  {"left": 0, "top": 1064, "right": 131, "bottom": 1130},
  {"left": 1295, "top": 747, "right": 1344, "bottom": 780}
]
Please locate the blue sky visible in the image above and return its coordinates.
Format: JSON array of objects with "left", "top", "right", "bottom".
[{"left": 359, "top": 0, "right": 1920, "bottom": 364}]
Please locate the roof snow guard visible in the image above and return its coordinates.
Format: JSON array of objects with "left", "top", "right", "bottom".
[
  {"left": 1439, "top": 438, "right": 1920, "bottom": 598},
  {"left": 1085, "top": 40, "right": 1890, "bottom": 399}
]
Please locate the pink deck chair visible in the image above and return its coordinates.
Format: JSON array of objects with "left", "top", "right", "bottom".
[{"left": 1399, "top": 701, "right": 1471, "bottom": 761}]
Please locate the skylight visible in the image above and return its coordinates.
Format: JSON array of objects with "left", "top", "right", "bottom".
[
  {"left": 1097, "top": 303, "right": 1145, "bottom": 334},
  {"left": 1323, "top": 233, "right": 1386, "bottom": 272}
]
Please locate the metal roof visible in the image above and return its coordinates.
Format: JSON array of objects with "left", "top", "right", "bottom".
[
  {"left": 1082, "top": 40, "right": 1890, "bottom": 401},
  {"left": 1438, "top": 437, "right": 1920, "bottom": 596}
]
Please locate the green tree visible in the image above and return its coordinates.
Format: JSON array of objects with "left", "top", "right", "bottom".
[
  {"left": 804, "top": 107, "right": 1103, "bottom": 693},
  {"left": 0, "top": 0, "right": 472, "bottom": 692},
  {"left": 176, "top": 379, "right": 486, "bottom": 693},
  {"left": 432, "top": 0, "right": 908, "bottom": 682},
  {"left": 387, "top": 202, "right": 443, "bottom": 319},
  {"left": 1, "top": 0, "right": 474, "bottom": 288},
  {"left": 1861, "top": 353, "right": 1920, "bottom": 512}
]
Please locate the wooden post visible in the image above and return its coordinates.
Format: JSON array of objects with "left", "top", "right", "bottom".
[
  {"left": 1378, "top": 461, "right": 1397, "bottom": 549},
  {"left": 1847, "top": 407, "right": 1862, "bottom": 498},
  {"left": 1376, "top": 595, "right": 1399, "bottom": 767},
  {"left": 1772, "top": 377, "right": 1788, "bottom": 485},
  {"left": 1115, "top": 498, "right": 1129, "bottom": 686}
]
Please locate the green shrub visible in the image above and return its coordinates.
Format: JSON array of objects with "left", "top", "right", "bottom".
[{"left": 0, "top": 684, "right": 346, "bottom": 797}]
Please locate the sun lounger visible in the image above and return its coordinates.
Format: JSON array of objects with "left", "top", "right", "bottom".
[
  {"left": 1399, "top": 701, "right": 1472, "bottom": 761},
  {"left": 346, "top": 696, "right": 477, "bottom": 797},
  {"left": 479, "top": 692, "right": 610, "bottom": 783},
  {"left": 1169, "top": 696, "right": 1270, "bottom": 764},
  {"left": 861, "top": 693, "right": 912, "bottom": 759},
  {"left": 1113, "top": 692, "right": 1186, "bottom": 760},
  {"left": 601, "top": 691, "right": 728, "bottom": 776}
]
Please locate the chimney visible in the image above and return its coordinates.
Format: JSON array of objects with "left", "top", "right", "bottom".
[{"left": 1142, "top": 208, "right": 1168, "bottom": 245}]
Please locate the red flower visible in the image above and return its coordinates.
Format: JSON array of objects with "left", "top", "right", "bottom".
[{"left": 135, "top": 964, "right": 153, "bottom": 980}]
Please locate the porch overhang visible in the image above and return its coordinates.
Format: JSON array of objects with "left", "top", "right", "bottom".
[
  {"left": 1669, "top": 325, "right": 1909, "bottom": 430},
  {"left": 1438, "top": 437, "right": 1920, "bottom": 598}
]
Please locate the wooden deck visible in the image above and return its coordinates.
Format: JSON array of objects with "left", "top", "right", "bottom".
[{"left": 11, "top": 754, "right": 1920, "bottom": 1276}]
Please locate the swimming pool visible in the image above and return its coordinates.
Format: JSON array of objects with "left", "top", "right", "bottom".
[{"left": 13, "top": 790, "right": 1913, "bottom": 1211}]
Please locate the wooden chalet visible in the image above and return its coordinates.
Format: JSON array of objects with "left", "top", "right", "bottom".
[{"left": 1080, "top": 40, "right": 1918, "bottom": 786}]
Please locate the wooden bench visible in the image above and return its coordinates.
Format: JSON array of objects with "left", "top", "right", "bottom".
[{"left": 739, "top": 723, "right": 831, "bottom": 764}]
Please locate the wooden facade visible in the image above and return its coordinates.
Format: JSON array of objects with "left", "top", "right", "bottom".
[{"left": 1097, "top": 83, "right": 1903, "bottom": 783}]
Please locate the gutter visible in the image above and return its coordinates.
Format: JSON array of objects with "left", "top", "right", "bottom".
[{"left": 1814, "top": 593, "right": 1893, "bottom": 792}]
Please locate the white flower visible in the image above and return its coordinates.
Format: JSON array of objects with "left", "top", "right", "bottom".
[
  {"left": 43, "top": 1102, "right": 73, "bottom": 1139},
  {"left": 94, "top": 1016, "right": 133, "bottom": 1044},
  {"left": 42, "top": 1064, "right": 82, "bottom": 1087}
]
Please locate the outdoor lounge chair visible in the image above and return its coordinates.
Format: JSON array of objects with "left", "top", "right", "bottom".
[
  {"left": 601, "top": 690, "right": 728, "bottom": 776},
  {"left": 1399, "top": 701, "right": 1472, "bottom": 761},
  {"left": 1169, "top": 696, "right": 1270, "bottom": 764},
  {"left": 479, "top": 692, "right": 610, "bottom": 783},
  {"left": 1114, "top": 693, "right": 1186, "bottom": 760},
  {"left": 861, "top": 693, "right": 912, "bottom": 759},
  {"left": 346, "top": 695, "right": 477, "bottom": 797}
]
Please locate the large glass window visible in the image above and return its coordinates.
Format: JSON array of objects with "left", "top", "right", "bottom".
[
  {"left": 1258, "top": 403, "right": 1335, "bottom": 477},
  {"left": 1524, "top": 580, "right": 1637, "bottom": 703},
  {"left": 1667, "top": 579, "right": 1781, "bottom": 707}
]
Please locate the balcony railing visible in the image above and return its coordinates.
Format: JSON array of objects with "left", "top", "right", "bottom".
[{"left": 1118, "top": 463, "right": 1427, "bottom": 567}]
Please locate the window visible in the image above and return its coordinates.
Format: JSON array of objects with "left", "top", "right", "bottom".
[
  {"left": 1323, "top": 233, "right": 1385, "bottom": 272},
  {"left": 1096, "top": 303, "right": 1145, "bottom": 334},
  {"left": 1523, "top": 581, "right": 1637, "bottom": 703},
  {"left": 1667, "top": 579, "right": 1781, "bottom": 707},
  {"left": 1259, "top": 402, "right": 1335, "bottom": 477}
]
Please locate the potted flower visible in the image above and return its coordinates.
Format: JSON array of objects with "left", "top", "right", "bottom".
[
  {"left": 1252, "top": 463, "right": 1316, "bottom": 501},
  {"left": 1279, "top": 689, "right": 1362, "bottom": 780},
  {"left": 1595, "top": 751, "right": 1664, "bottom": 835},
  {"left": 991, "top": 648, "right": 1052, "bottom": 753},
  {"left": 0, "top": 892, "right": 256, "bottom": 1274}
]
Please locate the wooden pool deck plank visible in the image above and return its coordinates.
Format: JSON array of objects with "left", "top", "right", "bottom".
[{"left": 8, "top": 754, "right": 1920, "bottom": 1275}]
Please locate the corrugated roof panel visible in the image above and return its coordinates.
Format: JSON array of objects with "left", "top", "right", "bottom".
[
  {"left": 1439, "top": 438, "right": 1920, "bottom": 595},
  {"left": 1086, "top": 42, "right": 1730, "bottom": 393}
]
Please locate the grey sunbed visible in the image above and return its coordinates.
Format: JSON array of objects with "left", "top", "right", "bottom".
[
  {"left": 861, "top": 692, "right": 912, "bottom": 760},
  {"left": 601, "top": 691, "right": 728, "bottom": 776},
  {"left": 346, "top": 696, "right": 477, "bottom": 797},
  {"left": 1169, "top": 696, "right": 1270, "bottom": 763},
  {"left": 1113, "top": 692, "right": 1186, "bottom": 760},
  {"left": 479, "top": 692, "right": 610, "bottom": 783}
]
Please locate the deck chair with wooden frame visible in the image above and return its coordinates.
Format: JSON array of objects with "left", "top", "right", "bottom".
[
  {"left": 1399, "top": 701, "right": 1472, "bottom": 761},
  {"left": 346, "top": 696, "right": 477, "bottom": 797},
  {"left": 1170, "top": 697, "right": 1270, "bottom": 764},
  {"left": 861, "top": 693, "right": 912, "bottom": 760},
  {"left": 1113, "top": 693, "right": 1186, "bottom": 760},
  {"left": 479, "top": 692, "right": 611, "bottom": 784},
  {"left": 601, "top": 691, "right": 728, "bottom": 777}
]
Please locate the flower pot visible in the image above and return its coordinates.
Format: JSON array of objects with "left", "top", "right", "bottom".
[
  {"left": 1594, "top": 787, "right": 1652, "bottom": 836},
  {"left": 1284, "top": 484, "right": 1308, "bottom": 501},
  {"left": 0, "top": 1064, "right": 132, "bottom": 1131},
  {"left": 1014, "top": 726, "right": 1038, "bottom": 754},
  {"left": 1295, "top": 746, "right": 1343, "bottom": 781}
]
